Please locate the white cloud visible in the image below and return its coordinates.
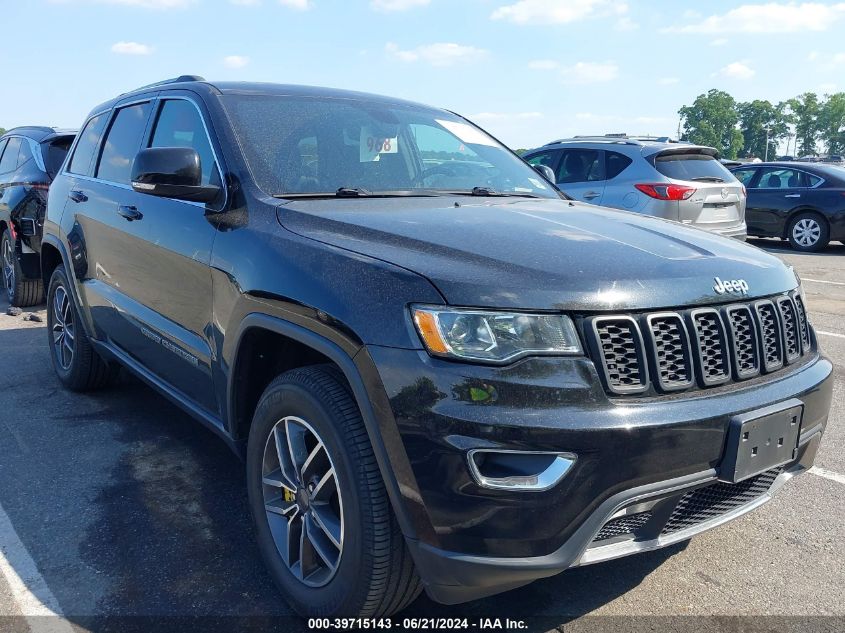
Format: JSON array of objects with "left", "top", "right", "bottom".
[
  {"left": 668, "top": 2, "right": 845, "bottom": 33},
  {"left": 279, "top": 0, "right": 310, "bottom": 9},
  {"left": 807, "top": 50, "right": 820, "bottom": 61},
  {"left": 111, "top": 41, "right": 153, "bottom": 55},
  {"left": 614, "top": 16, "right": 638, "bottom": 31},
  {"left": 223, "top": 55, "right": 250, "bottom": 68},
  {"left": 491, "top": 0, "right": 627, "bottom": 25},
  {"left": 560, "top": 61, "right": 619, "bottom": 84},
  {"left": 385, "top": 42, "right": 489, "bottom": 66},
  {"left": 528, "top": 59, "right": 559, "bottom": 70},
  {"left": 715, "top": 61, "right": 755, "bottom": 79},
  {"left": 710, "top": 38, "right": 728, "bottom": 46},
  {"left": 658, "top": 77, "right": 680, "bottom": 85},
  {"left": 371, "top": 0, "right": 429, "bottom": 11}
]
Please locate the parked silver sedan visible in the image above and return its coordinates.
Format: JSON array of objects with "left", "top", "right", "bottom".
[{"left": 524, "top": 136, "right": 747, "bottom": 239}]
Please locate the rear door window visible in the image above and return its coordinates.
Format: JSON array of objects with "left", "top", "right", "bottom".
[
  {"left": 0, "top": 137, "right": 21, "bottom": 173},
  {"left": 654, "top": 152, "right": 733, "bottom": 182},
  {"left": 557, "top": 149, "right": 605, "bottom": 183},
  {"left": 753, "top": 167, "right": 805, "bottom": 189},
  {"left": 96, "top": 102, "right": 153, "bottom": 184},
  {"left": 69, "top": 114, "right": 108, "bottom": 176},
  {"left": 16, "top": 139, "right": 34, "bottom": 167},
  {"left": 606, "top": 151, "right": 632, "bottom": 179}
]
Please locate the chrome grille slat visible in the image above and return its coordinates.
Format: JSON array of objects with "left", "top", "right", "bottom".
[
  {"left": 792, "top": 293, "right": 811, "bottom": 352},
  {"left": 777, "top": 297, "right": 801, "bottom": 363}
]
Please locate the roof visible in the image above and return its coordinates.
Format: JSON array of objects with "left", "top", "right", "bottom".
[
  {"left": 87, "top": 76, "right": 444, "bottom": 118},
  {"left": 1, "top": 126, "right": 77, "bottom": 142}
]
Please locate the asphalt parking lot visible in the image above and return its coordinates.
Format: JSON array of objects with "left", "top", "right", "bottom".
[{"left": 0, "top": 240, "right": 844, "bottom": 632}]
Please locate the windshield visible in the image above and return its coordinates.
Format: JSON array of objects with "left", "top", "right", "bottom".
[{"left": 219, "top": 94, "right": 558, "bottom": 198}]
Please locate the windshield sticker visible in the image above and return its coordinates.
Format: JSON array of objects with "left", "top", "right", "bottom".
[
  {"left": 527, "top": 177, "right": 548, "bottom": 190},
  {"left": 435, "top": 119, "right": 498, "bottom": 147},
  {"left": 360, "top": 126, "right": 398, "bottom": 162}
]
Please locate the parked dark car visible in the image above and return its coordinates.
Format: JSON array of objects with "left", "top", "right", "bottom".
[
  {"left": 0, "top": 126, "right": 76, "bottom": 306},
  {"left": 730, "top": 162, "right": 845, "bottom": 251},
  {"left": 42, "top": 77, "right": 831, "bottom": 618}
]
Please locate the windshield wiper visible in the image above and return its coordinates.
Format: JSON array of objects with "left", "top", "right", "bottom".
[
  {"left": 273, "top": 188, "right": 447, "bottom": 199},
  {"left": 440, "top": 186, "right": 542, "bottom": 198}
]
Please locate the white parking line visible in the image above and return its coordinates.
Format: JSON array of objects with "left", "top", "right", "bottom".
[
  {"left": 809, "top": 466, "right": 845, "bottom": 486},
  {"left": 0, "top": 500, "right": 73, "bottom": 633},
  {"left": 803, "top": 278, "right": 845, "bottom": 286},
  {"left": 818, "top": 330, "right": 845, "bottom": 339}
]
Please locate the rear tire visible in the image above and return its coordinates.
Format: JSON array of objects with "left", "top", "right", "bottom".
[
  {"left": 46, "top": 265, "right": 117, "bottom": 391},
  {"left": 1, "top": 229, "right": 43, "bottom": 307},
  {"left": 787, "top": 212, "right": 829, "bottom": 252},
  {"left": 246, "top": 365, "right": 422, "bottom": 618}
]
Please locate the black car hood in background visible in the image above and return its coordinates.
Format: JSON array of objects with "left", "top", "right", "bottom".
[{"left": 277, "top": 197, "right": 797, "bottom": 311}]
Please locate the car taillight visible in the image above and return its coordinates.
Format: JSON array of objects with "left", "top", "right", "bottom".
[{"left": 635, "top": 183, "right": 696, "bottom": 201}]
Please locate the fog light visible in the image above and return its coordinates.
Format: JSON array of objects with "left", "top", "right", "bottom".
[{"left": 467, "top": 449, "right": 576, "bottom": 492}]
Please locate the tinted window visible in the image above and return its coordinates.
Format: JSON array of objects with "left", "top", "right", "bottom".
[
  {"left": 0, "top": 137, "right": 21, "bottom": 173},
  {"left": 96, "top": 102, "right": 152, "bottom": 184},
  {"left": 606, "top": 151, "right": 632, "bottom": 179},
  {"left": 150, "top": 100, "right": 218, "bottom": 187},
  {"left": 44, "top": 137, "right": 74, "bottom": 179},
  {"left": 806, "top": 173, "right": 822, "bottom": 187},
  {"left": 69, "top": 114, "right": 108, "bottom": 176},
  {"left": 526, "top": 151, "right": 557, "bottom": 168},
  {"left": 557, "top": 149, "right": 604, "bottom": 183},
  {"left": 654, "top": 153, "right": 734, "bottom": 182},
  {"left": 219, "top": 95, "right": 558, "bottom": 198},
  {"left": 753, "top": 167, "right": 805, "bottom": 189},
  {"left": 731, "top": 168, "right": 756, "bottom": 185},
  {"left": 17, "top": 140, "right": 34, "bottom": 167}
]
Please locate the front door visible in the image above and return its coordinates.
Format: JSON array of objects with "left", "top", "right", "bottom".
[{"left": 555, "top": 149, "right": 606, "bottom": 204}]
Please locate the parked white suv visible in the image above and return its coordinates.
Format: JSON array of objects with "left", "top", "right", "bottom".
[{"left": 524, "top": 136, "right": 747, "bottom": 240}]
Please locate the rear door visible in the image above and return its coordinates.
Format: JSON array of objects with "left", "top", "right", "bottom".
[
  {"left": 653, "top": 149, "right": 745, "bottom": 232},
  {"left": 744, "top": 166, "right": 814, "bottom": 237},
  {"left": 554, "top": 148, "right": 606, "bottom": 203}
]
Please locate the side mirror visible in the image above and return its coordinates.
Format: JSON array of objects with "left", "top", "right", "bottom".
[
  {"left": 131, "top": 147, "right": 220, "bottom": 203},
  {"left": 533, "top": 164, "right": 556, "bottom": 183}
]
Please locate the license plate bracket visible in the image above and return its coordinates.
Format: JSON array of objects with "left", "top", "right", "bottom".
[{"left": 720, "top": 399, "right": 803, "bottom": 483}]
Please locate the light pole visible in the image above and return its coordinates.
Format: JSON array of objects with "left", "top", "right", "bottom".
[{"left": 764, "top": 126, "right": 771, "bottom": 162}]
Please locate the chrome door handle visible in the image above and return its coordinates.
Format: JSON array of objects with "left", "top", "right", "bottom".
[
  {"left": 784, "top": 194, "right": 801, "bottom": 198},
  {"left": 583, "top": 191, "right": 600, "bottom": 200},
  {"left": 117, "top": 205, "right": 143, "bottom": 221},
  {"left": 68, "top": 190, "right": 88, "bottom": 203}
]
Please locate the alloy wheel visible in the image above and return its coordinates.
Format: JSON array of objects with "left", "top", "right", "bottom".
[
  {"left": 52, "top": 286, "right": 75, "bottom": 370},
  {"left": 792, "top": 218, "right": 821, "bottom": 247},
  {"left": 2, "top": 237, "right": 14, "bottom": 297},
  {"left": 261, "top": 416, "right": 344, "bottom": 587}
]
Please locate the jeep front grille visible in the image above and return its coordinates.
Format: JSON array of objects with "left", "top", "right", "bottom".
[{"left": 587, "top": 291, "right": 812, "bottom": 396}]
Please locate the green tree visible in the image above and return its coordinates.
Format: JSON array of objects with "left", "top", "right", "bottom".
[
  {"left": 787, "top": 92, "right": 822, "bottom": 157},
  {"left": 737, "top": 100, "right": 791, "bottom": 160},
  {"left": 0, "top": 128, "right": 5, "bottom": 136},
  {"left": 818, "top": 92, "right": 845, "bottom": 155},
  {"left": 679, "top": 89, "right": 743, "bottom": 159}
]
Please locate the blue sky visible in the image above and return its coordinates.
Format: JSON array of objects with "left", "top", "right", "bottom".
[{"left": 3, "top": 0, "right": 844, "bottom": 149}]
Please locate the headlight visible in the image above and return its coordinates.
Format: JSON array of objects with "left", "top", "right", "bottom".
[{"left": 412, "top": 306, "right": 582, "bottom": 363}]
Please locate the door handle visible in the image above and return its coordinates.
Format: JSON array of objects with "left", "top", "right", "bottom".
[
  {"left": 68, "top": 190, "right": 88, "bottom": 203},
  {"left": 583, "top": 191, "right": 600, "bottom": 200},
  {"left": 784, "top": 194, "right": 801, "bottom": 198},
  {"left": 117, "top": 205, "right": 143, "bottom": 221}
]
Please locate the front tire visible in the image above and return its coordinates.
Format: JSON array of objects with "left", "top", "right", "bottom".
[
  {"left": 787, "top": 212, "right": 829, "bottom": 252},
  {"left": 46, "top": 265, "right": 116, "bottom": 391},
  {"left": 2, "top": 229, "right": 43, "bottom": 307},
  {"left": 247, "top": 365, "right": 422, "bottom": 618}
]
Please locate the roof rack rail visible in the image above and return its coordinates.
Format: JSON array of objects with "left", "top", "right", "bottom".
[
  {"left": 120, "top": 75, "right": 205, "bottom": 96},
  {"left": 3, "top": 125, "right": 57, "bottom": 135},
  {"left": 544, "top": 134, "right": 681, "bottom": 147}
]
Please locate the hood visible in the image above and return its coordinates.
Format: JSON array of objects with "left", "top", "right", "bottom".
[{"left": 277, "top": 197, "right": 797, "bottom": 311}]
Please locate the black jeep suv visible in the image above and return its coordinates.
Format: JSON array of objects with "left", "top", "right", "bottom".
[
  {"left": 42, "top": 77, "right": 832, "bottom": 618},
  {"left": 1, "top": 126, "right": 76, "bottom": 306}
]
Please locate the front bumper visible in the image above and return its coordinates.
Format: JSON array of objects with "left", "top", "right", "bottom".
[{"left": 364, "top": 345, "right": 832, "bottom": 605}]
